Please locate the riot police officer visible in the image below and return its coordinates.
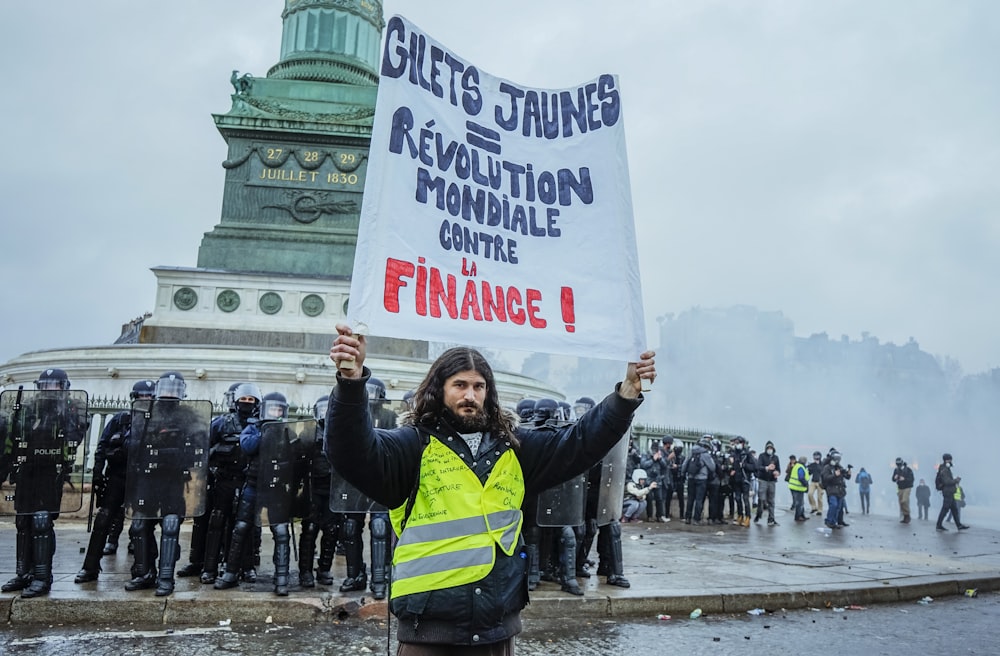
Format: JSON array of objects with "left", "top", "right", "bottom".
[
  {"left": 338, "top": 377, "right": 396, "bottom": 599},
  {"left": 525, "top": 398, "right": 584, "bottom": 596},
  {"left": 1, "top": 368, "right": 88, "bottom": 598},
  {"left": 178, "top": 382, "right": 261, "bottom": 584},
  {"left": 297, "top": 395, "right": 342, "bottom": 587},
  {"left": 75, "top": 379, "right": 155, "bottom": 583},
  {"left": 124, "top": 371, "right": 210, "bottom": 596},
  {"left": 216, "top": 392, "right": 295, "bottom": 595}
]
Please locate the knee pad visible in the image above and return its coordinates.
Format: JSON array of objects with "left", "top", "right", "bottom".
[
  {"left": 162, "top": 514, "right": 181, "bottom": 537},
  {"left": 129, "top": 518, "right": 148, "bottom": 539},
  {"left": 271, "top": 523, "right": 290, "bottom": 541},
  {"left": 608, "top": 520, "right": 622, "bottom": 540},
  {"left": 370, "top": 515, "right": 389, "bottom": 540},
  {"left": 559, "top": 526, "right": 575, "bottom": 549},
  {"left": 342, "top": 517, "right": 361, "bottom": 540},
  {"left": 32, "top": 511, "right": 53, "bottom": 533}
]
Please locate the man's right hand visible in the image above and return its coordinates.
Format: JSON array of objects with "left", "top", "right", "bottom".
[{"left": 330, "top": 323, "right": 367, "bottom": 379}]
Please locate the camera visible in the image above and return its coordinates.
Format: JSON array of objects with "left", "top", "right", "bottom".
[{"left": 847, "top": 464, "right": 854, "bottom": 469}]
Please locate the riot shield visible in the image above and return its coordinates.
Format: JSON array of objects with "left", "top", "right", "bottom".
[
  {"left": 535, "top": 473, "right": 587, "bottom": 527},
  {"left": 256, "top": 419, "right": 315, "bottom": 526},
  {"left": 329, "top": 466, "right": 387, "bottom": 514},
  {"left": 125, "top": 399, "right": 211, "bottom": 520},
  {"left": 595, "top": 435, "right": 629, "bottom": 526},
  {"left": 0, "top": 388, "right": 89, "bottom": 516}
]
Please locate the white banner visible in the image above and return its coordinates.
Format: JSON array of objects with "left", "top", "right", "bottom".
[{"left": 348, "top": 15, "right": 646, "bottom": 362}]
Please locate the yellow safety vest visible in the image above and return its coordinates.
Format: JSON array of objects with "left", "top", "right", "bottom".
[
  {"left": 787, "top": 462, "right": 809, "bottom": 492},
  {"left": 388, "top": 435, "right": 524, "bottom": 599}
]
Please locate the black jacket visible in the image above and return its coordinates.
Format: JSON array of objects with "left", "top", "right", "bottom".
[{"left": 326, "top": 367, "right": 642, "bottom": 646}]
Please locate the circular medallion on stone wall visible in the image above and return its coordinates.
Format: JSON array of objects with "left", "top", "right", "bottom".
[
  {"left": 173, "top": 287, "right": 198, "bottom": 311},
  {"left": 301, "top": 293, "right": 325, "bottom": 317},
  {"left": 217, "top": 289, "right": 241, "bottom": 313},
  {"left": 259, "top": 292, "right": 283, "bottom": 315}
]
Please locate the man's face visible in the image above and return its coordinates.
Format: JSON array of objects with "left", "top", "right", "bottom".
[{"left": 443, "top": 369, "right": 488, "bottom": 431}]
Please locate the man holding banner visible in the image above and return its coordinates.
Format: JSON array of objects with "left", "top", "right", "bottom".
[
  {"left": 331, "top": 13, "right": 652, "bottom": 652},
  {"left": 327, "top": 324, "right": 654, "bottom": 653}
]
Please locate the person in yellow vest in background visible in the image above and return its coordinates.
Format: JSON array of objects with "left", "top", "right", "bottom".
[
  {"left": 788, "top": 455, "right": 811, "bottom": 522},
  {"left": 326, "top": 324, "right": 656, "bottom": 655}
]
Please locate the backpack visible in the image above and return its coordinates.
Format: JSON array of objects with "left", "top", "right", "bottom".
[{"left": 935, "top": 469, "right": 944, "bottom": 491}]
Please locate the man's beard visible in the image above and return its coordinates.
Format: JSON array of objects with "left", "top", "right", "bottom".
[{"left": 449, "top": 404, "right": 489, "bottom": 433}]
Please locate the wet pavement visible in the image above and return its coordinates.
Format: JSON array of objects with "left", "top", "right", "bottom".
[{"left": 2, "top": 505, "right": 998, "bottom": 627}]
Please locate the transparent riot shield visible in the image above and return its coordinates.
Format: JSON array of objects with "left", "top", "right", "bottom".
[
  {"left": 595, "top": 435, "right": 629, "bottom": 526},
  {"left": 0, "top": 388, "right": 89, "bottom": 516},
  {"left": 256, "top": 419, "right": 315, "bottom": 526},
  {"left": 535, "top": 473, "right": 587, "bottom": 527},
  {"left": 329, "top": 466, "right": 387, "bottom": 514},
  {"left": 125, "top": 399, "right": 211, "bottom": 520}
]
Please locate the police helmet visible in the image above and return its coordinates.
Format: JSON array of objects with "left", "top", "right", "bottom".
[
  {"left": 366, "top": 378, "right": 387, "bottom": 402},
  {"left": 631, "top": 468, "right": 648, "bottom": 484},
  {"left": 532, "top": 398, "right": 559, "bottom": 423},
  {"left": 698, "top": 435, "right": 712, "bottom": 448},
  {"left": 516, "top": 399, "right": 535, "bottom": 422},
  {"left": 130, "top": 379, "right": 156, "bottom": 400},
  {"left": 233, "top": 382, "right": 262, "bottom": 419},
  {"left": 673, "top": 442, "right": 685, "bottom": 453},
  {"left": 711, "top": 438, "right": 722, "bottom": 452},
  {"left": 573, "top": 396, "right": 596, "bottom": 418},
  {"left": 155, "top": 371, "right": 187, "bottom": 399},
  {"left": 558, "top": 400, "right": 572, "bottom": 422},
  {"left": 261, "top": 392, "right": 289, "bottom": 420},
  {"left": 830, "top": 450, "right": 842, "bottom": 463},
  {"left": 223, "top": 382, "right": 242, "bottom": 411},
  {"left": 313, "top": 395, "right": 329, "bottom": 423},
  {"left": 35, "top": 368, "right": 70, "bottom": 391},
  {"left": 401, "top": 389, "right": 416, "bottom": 411}
]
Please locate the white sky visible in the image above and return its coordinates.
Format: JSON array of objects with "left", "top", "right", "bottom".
[{"left": 1, "top": 1, "right": 997, "bottom": 374}]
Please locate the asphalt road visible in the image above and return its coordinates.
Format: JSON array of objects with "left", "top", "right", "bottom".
[{"left": 3, "top": 592, "right": 995, "bottom": 655}]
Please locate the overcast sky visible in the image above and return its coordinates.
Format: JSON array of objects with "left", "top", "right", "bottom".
[{"left": 1, "top": 1, "right": 997, "bottom": 374}]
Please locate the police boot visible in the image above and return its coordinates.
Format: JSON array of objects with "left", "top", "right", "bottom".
[
  {"left": 154, "top": 515, "right": 181, "bottom": 596},
  {"left": 177, "top": 512, "right": 207, "bottom": 578},
  {"left": 558, "top": 527, "right": 583, "bottom": 596},
  {"left": 604, "top": 520, "right": 630, "bottom": 589},
  {"left": 23, "top": 513, "right": 55, "bottom": 598},
  {"left": 215, "top": 519, "right": 250, "bottom": 590},
  {"left": 199, "top": 510, "right": 226, "bottom": 584},
  {"left": 298, "top": 520, "right": 317, "bottom": 588},
  {"left": 316, "top": 530, "right": 336, "bottom": 586},
  {"left": 77, "top": 507, "right": 114, "bottom": 583},
  {"left": 272, "top": 523, "right": 291, "bottom": 596},
  {"left": 3, "top": 520, "right": 34, "bottom": 592},
  {"left": 339, "top": 518, "right": 367, "bottom": 592},
  {"left": 124, "top": 520, "right": 157, "bottom": 591},
  {"left": 103, "top": 506, "right": 125, "bottom": 555},
  {"left": 538, "top": 529, "right": 558, "bottom": 583}
]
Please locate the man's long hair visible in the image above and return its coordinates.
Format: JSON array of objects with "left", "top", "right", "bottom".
[{"left": 412, "top": 347, "right": 518, "bottom": 445}]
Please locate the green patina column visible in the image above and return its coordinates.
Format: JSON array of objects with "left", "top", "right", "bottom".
[{"left": 198, "top": 0, "right": 384, "bottom": 277}]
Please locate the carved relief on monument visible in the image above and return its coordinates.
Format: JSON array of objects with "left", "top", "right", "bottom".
[
  {"left": 173, "top": 287, "right": 198, "bottom": 311},
  {"left": 259, "top": 292, "right": 283, "bottom": 315},
  {"left": 301, "top": 294, "right": 325, "bottom": 317},
  {"left": 216, "top": 289, "right": 241, "bottom": 313}
]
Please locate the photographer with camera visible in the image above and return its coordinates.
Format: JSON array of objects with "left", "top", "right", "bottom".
[{"left": 623, "top": 469, "right": 656, "bottom": 523}]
